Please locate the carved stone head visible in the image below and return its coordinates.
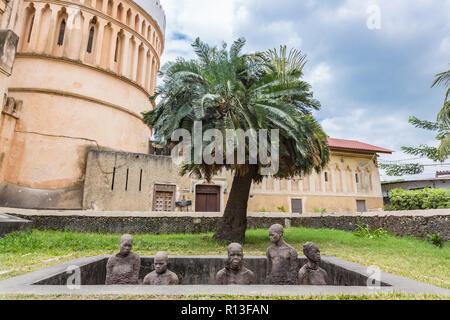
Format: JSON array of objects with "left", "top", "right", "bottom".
[
  {"left": 303, "top": 242, "right": 321, "bottom": 263},
  {"left": 269, "top": 224, "right": 284, "bottom": 244},
  {"left": 119, "top": 234, "right": 133, "bottom": 257},
  {"left": 154, "top": 251, "right": 169, "bottom": 274},
  {"left": 227, "top": 243, "right": 244, "bottom": 271}
]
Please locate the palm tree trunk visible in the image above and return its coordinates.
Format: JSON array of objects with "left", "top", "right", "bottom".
[{"left": 214, "top": 165, "right": 257, "bottom": 243}]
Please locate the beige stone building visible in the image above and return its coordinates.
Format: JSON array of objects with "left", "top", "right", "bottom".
[
  {"left": 0, "top": 0, "right": 165, "bottom": 209},
  {"left": 83, "top": 138, "right": 393, "bottom": 214},
  {"left": 0, "top": 0, "right": 393, "bottom": 214}
]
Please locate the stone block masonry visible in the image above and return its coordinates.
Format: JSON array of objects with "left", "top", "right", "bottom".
[{"left": 1, "top": 208, "right": 448, "bottom": 241}]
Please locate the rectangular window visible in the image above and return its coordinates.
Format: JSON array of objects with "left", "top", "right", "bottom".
[
  {"left": 291, "top": 199, "right": 303, "bottom": 214},
  {"left": 356, "top": 200, "right": 367, "bottom": 212}
]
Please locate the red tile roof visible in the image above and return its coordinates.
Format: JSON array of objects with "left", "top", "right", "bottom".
[{"left": 327, "top": 138, "right": 393, "bottom": 154}]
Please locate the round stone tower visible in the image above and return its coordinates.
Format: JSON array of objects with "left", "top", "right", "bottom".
[{"left": 0, "top": 0, "right": 165, "bottom": 209}]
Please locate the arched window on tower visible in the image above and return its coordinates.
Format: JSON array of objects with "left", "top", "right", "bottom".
[
  {"left": 114, "top": 35, "right": 120, "bottom": 62},
  {"left": 114, "top": 34, "right": 122, "bottom": 62},
  {"left": 27, "top": 14, "right": 35, "bottom": 43},
  {"left": 57, "top": 19, "right": 66, "bottom": 46},
  {"left": 87, "top": 26, "right": 95, "bottom": 53}
]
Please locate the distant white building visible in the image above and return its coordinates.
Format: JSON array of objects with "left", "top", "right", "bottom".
[{"left": 382, "top": 171, "right": 450, "bottom": 205}]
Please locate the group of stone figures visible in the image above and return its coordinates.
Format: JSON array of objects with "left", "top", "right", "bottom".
[{"left": 105, "top": 224, "right": 328, "bottom": 286}]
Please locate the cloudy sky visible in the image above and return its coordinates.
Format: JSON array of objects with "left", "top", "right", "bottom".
[{"left": 137, "top": 0, "right": 450, "bottom": 180}]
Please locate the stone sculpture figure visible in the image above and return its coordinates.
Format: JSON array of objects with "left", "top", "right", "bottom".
[
  {"left": 298, "top": 242, "right": 329, "bottom": 285},
  {"left": 143, "top": 251, "right": 179, "bottom": 285},
  {"left": 105, "top": 234, "right": 141, "bottom": 285},
  {"left": 266, "top": 224, "right": 299, "bottom": 285},
  {"left": 216, "top": 243, "right": 256, "bottom": 285}
]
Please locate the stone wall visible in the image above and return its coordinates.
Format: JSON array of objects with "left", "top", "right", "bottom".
[
  {"left": 3, "top": 208, "right": 449, "bottom": 241},
  {"left": 83, "top": 150, "right": 194, "bottom": 211},
  {"left": 83, "top": 149, "right": 385, "bottom": 213}
]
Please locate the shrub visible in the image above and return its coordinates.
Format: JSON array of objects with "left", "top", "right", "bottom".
[
  {"left": 354, "top": 222, "right": 389, "bottom": 239},
  {"left": 277, "top": 206, "right": 288, "bottom": 213},
  {"left": 428, "top": 234, "right": 444, "bottom": 248},
  {"left": 389, "top": 188, "right": 450, "bottom": 211}
]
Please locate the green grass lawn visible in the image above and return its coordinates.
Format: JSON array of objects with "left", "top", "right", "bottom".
[{"left": 0, "top": 227, "right": 449, "bottom": 300}]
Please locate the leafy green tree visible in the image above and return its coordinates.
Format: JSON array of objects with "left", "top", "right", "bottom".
[
  {"left": 432, "top": 66, "right": 450, "bottom": 157},
  {"left": 379, "top": 117, "right": 448, "bottom": 176},
  {"left": 380, "top": 66, "right": 450, "bottom": 177},
  {"left": 142, "top": 38, "right": 329, "bottom": 243}
]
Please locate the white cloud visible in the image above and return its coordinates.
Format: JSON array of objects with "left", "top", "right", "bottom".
[
  {"left": 320, "top": 108, "right": 433, "bottom": 152},
  {"left": 305, "top": 62, "right": 333, "bottom": 87},
  {"left": 440, "top": 37, "right": 450, "bottom": 54},
  {"left": 139, "top": 0, "right": 449, "bottom": 180},
  {"left": 159, "top": 0, "right": 235, "bottom": 42}
]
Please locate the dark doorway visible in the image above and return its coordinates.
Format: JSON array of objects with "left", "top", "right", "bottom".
[
  {"left": 356, "top": 200, "right": 367, "bottom": 213},
  {"left": 195, "top": 185, "right": 220, "bottom": 212},
  {"left": 291, "top": 199, "right": 303, "bottom": 214}
]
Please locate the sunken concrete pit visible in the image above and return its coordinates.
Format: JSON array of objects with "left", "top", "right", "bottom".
[
  {"left": 0, "top": 255, "right": 448, "bottom": 296},
  {"left": 0, "top": 213, "right": 32, "bottom": 238}
]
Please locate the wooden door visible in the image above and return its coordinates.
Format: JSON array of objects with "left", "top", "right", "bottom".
[
  {"left": 152, "top": 184, "right": 176, "bottom": 212},
  {"left": 291, "top": 199, "right": 303, "bottom": 214},
  {"left": 195, "top": 185, "right": 220, "bottom": 212},
  {"left": 154, "top": 191, "right": 174, "bottom": 212}
]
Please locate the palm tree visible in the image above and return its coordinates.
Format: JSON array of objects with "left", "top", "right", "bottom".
[
  {"left": 143, "top": 38, "right": 330, "bottom": 243},
  {"left": 432, "top": 66, "right": 450, "bottom": 158}
]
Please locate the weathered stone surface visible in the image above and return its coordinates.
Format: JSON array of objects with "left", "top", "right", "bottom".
[
  {"left": 105, "top": 235, "right": 140, "bottom": 285},
  {"left": 216, "top": 243, "right": 255, "bottom": 285},
  {"left": 4, "top": 255, "right": 450, "bottom": 296},
  {"left": 143, "top": 252, "right": 179, "bottom": 285},
  {"left": 298, "top": 242, "right": 329, "bottom": 285},
  {"left": 266, "top": 224, "right": 298, "bottom": 285},
  {"left": 2, "top": 208, "right": 449, "bottom": 241}
]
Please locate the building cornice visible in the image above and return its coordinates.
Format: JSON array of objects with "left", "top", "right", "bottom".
[
  {"left": 9, "top": 87, "right": 145, "bottom": 121},
  {"left": 24, "top": 0, "right": 165, "bottom": 56}
]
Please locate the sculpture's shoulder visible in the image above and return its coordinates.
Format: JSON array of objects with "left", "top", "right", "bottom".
[
  {"left": 266, "top": 245, "right": 276, "bottom": 256},
  {"left": 242, "top": 267, "right": 255, "bottom": 277},
  {"left": 298, "top": 265, "right": 308, "bottom": 280},
  {"left": 167, "top": 270, "right": 179, "bottom": 284},
  {"left": 215, "top": 268, "right": 227, "bottom": 283},
  {"left": 143, "top": 271, "right": 156, "bottom": 284},
  {"left": 216, "top": 268, "right": 227, "bottom": 278},
  {"left": 241, "top": 267, "right": 256, "bottom": 282},
  {"left": 319, "top": 267, "right": 329, "bottom": 278},
  {"left": 284, "top": 243, "right": 298, "bottom": 256},
  {"left": 107, "top": 254, "right": 118, "bottom": 265},
  {"left": 129, "top": 252, "right": 140, "bottom": 262}
]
